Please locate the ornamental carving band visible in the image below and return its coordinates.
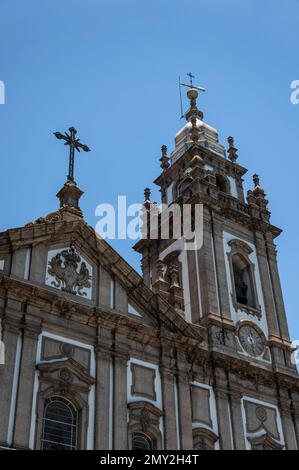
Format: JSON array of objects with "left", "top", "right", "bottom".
[{"left": 48, "top": 244, "right": 91, "bottom": 296}]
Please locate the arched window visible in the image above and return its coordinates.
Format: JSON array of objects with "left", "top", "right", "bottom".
[
  {"left": 132, "top": 432, "right": 155, "bottom": 450},
  {"left": 232, "top": 254, "right": 255, "bottom": 308},
  {"left": 41, "top": 397, "right": 78, "bottom": 450},
  {"left": 193, "top": 429, "right": 218, "bottom": 450},
  {"left": 215, "top": 174, "right": 228, "bottom": 193}
]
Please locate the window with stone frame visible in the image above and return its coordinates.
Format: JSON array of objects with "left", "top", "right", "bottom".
[
  {"left": 232, "top": 253, "right": 256, "bottom": 308},
  {"left": 215, "top": 174, "right": 229, "bottom": 193},
  {"left": 131, "top": 432, "right": 156, "bottom": 450},
  {"left": 192, "top": 428, "right": 218, "bottom": 450},
  {"left": 41, "top": 396, "right": 78, "bottom": 450},
  {"left": 227, "top": 239, "right": 261, "bottom": 317},
  {"left": 128, "top": 402, "right": 162, "bottom": 450}
]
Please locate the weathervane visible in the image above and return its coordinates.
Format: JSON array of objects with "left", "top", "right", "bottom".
[
  {"left": 178, "top": 72, "right": 206, "bottom": 118},
  {"left": 54, "top": 127, "right": 91, "bottom": 182}
]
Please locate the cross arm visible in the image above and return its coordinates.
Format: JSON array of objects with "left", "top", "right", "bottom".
[
  {"left": 53, "top": 131, "right": 70, "bottom": 143},
  {"left": 75, "top": 141, "right": 91, "bottom": 152}
]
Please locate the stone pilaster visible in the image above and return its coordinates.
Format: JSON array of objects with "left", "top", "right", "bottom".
[
  {"left": 211, "top": 215, "right": 232, "bottom": 320},
  {"left": 199, "top": 209, "right": 219, "bottom": 317},
  {"left": 278, "top": 393, "right": 298, "bottom": 450},
  {"left": 254, "top": 232, "right": 280, "bottom": 335},
  {"left": 113, "top": 340, "right": 129, "bottom": 450},
  {"left": 13, "top": 316, "right": 41, "bottom": 448},
  {"left": 0, "top": 312, "right": 21, "bottom": 446},
  {"left": 95, "top": 334, "right": 112, "bottom": 449},
  {"left": 177, "top": 362, "right": 193, "bottom": 450},
  {"left": 228, "top": 380, "right": 246, "bottom": 450},
  {"left": 265, "top": 237, "right": 290, "bottom": 340},
  {"left": 160, "top": 364, "right": 178, "bottom": 449},
  {"left": 214, "top": 368, "right": 233, "bottom": 449}
]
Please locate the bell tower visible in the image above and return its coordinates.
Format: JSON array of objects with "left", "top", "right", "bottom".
[{"left": 134, "top": 76, "right": 295, "bottom": 371}]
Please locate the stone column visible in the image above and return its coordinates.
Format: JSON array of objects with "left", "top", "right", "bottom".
[
  {"left": 160, "top": 365, "right": 178, "bottom": 449},
  {"left": 13, "top": 316, "right": 41, "bottom": 448},
  {"left": 0, "top": 311, "right": 21, "bottom": 446},
  {"left": 176, "top": 361, "right": 193, "bottom": 450}
]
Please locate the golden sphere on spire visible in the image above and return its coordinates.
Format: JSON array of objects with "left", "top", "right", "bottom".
[{"left": 187, "top": 88, "right": 198, "bottom": 101}]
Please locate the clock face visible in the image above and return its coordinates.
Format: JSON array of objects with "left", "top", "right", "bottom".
[{"left": 238, "top": 324, "right": 265, "bottom": 357}]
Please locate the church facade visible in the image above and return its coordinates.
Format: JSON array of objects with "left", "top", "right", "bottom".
[{"left": 0, "top": 84, "right": 299, "bottom": 451}]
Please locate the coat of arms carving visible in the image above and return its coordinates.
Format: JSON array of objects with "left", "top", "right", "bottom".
[{"left": 47, "top": 244, "right": 91, "bottom": 296}]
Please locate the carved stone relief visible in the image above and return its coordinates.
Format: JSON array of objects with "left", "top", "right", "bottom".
[
  {"left": 243, "top": 400, "right": 281, "bottom": 442},
  {"left": 45, "top": 244, "right": 92, "bottom": 299}
]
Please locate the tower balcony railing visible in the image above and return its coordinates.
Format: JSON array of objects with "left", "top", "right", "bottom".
[{"left": 218, "top": 192, "right": 250, "bottom": 216}]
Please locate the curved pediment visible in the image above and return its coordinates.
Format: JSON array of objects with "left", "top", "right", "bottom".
[{"left": 37, "top": 358, "right": 95, "bottom": 386}]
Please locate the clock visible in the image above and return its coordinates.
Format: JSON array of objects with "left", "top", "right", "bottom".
[{"left": 238, "top": 323, "right": 265, "bottom": 357}]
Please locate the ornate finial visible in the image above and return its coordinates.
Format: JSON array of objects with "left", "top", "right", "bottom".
[
  {"left": 227, "top": 136, "right": 238, "bottom": 162},
  {"left": 180, "top": 73, "right": 205, "bottom": 122},
  {"left": 253, "top": 174, "right": 260, "bottom": 187},
  {"left": 252, "top": 174, "right": 265, "bottom": 197},
  {"left": 144, "top": 187, "right": 151, "bottom": 202},
  {"left": 160, "top": 145, "right": 170, "bottom": 170},
  {"left": 54, "top": 126, "right": 91, "bottom": 183}
]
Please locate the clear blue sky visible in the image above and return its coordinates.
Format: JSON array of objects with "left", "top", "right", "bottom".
[{"left": 0, "top": 0, "right": 298, "bottom": 341}]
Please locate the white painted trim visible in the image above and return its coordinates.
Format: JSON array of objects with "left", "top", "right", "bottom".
[
  {"left": 166, "top": 183, "right": 174, "bottom": 205},
  {"left": 174, "top": 377, "right": 180, "bottom": 450},
  {"left": 0, "top": 259, "right": 5, "bottom": 271},
  {"left": 127, "top": 358, "right": 164, "bottom": 447},
  {"left": 7, "top": 334, "right": 22, "bottom": 446},
  {"left": 241, "top": 396, "right": 285, "bottom": 450},
  {"left": 87, "top": 385, "right": 95, "bottom": 450},
  {"left": 227, "top": 176, "right": 238, "bottom": 198},
  {"left": 190, "top": 381, "right": 219, "bottom": 449},
  {"left": 28, "top": 371, "right": 39, "bottom": 449},
  {"left": 128, "top": 303, "right": 142, "bottom": 317},
  {"left": 110, "top": 278, "right": 115, "bottom": 309},
  {"left": 204, "top": 164, "right": 214, "bottom": 172},
  {"left": 127, "top": 358, "right": 162, "bottom": 409},
  {"left": 108, "top": 359, "right": 113, "bottom": 450},
  {"left": 24, "top": 248, "right": 31, "bottom": 280},
  {"left": 29, "top": 331, "right": 95, "bottom": 450}
]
